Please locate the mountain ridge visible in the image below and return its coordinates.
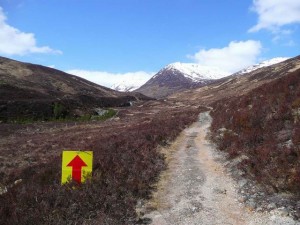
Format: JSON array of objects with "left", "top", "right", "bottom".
[
  {"left": 115, "top": 57, "right": 290, "bottom": 98},
  {"left": 156, "top": 62, "right": 230, "bottom": 81},
  {"left": 235, "top": 57, "right": 290, "bottom": 75}
]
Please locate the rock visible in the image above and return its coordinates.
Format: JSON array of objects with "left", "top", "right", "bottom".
[
  {"left": 296, "top": 201, "right": 300, "bottom": 209},
  {"left": 283, "top": 139, "right": 293, "bottom": 148},
  {"left": 292, "top": 108, "right": 300, "bottom": 123},
  {"left": 277, "top": 207, "right": 289, "bottom": 217},
  {"left": 231, "top": 154, "right": 249, "bottom": 167},
  {"left": 94, "top": 108, "right": 108, "bottom": 116},
  {"left": 136, "top": 217, "right": 152, "bottom": 224},
  {"left": 0, "top": 186, "right": 8, "bottom": 195},
  {"left": 14, "top": 179, "right": 22, "bottom": 185},
  {"left": 237, "top": 170, "right": 245, "bottom": 176},
  {"left": 247, "top": 199, "right": 256, "bottom": 210},
  {"left": 214, "top": 188, "right": 227, "bottom": 195},
  {"left": 238, "top": 196, "right": 248, "bottom": 203},
  {"left": 252, "top": 193, "right": 258, "bottom": 198},
  {"left": 256, "top": 207, "right": 263, "bottom": 212},
  {"left": 267, "top": 203, "right": 276, "bottom": 210},
  {"left": 238, "top": 179, "right": 248, "bottom": 188},
  {"left": 277, "top": 129, "right": 292, "bottom": 142}
]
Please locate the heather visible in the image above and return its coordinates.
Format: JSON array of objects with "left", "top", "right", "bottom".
[
  {"left": 210, "top": 69, "right": 300, "bottom": 194},
  {"left": 0, "top": 103, "right": 201, "bottom": 225}
]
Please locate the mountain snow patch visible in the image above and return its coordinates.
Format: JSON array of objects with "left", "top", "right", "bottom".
[
  {"left": 237, "top": 57, "right": 290, "bottom": 74},
  {"left": 154, "top": 62, "right": 230, "bottom": 81},
  {"left": 111, "top": 82, "right": 140, "bottom": 92}
]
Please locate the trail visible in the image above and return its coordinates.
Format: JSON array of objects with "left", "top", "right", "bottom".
[{"left": 142, "top": 112, "right": 297, "bottom": 225}]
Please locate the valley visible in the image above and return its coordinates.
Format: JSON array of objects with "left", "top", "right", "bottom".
[{"left": 1, "top": 55, "right": 300, "bottom": 224}]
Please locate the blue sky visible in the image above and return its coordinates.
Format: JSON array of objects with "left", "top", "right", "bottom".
[{"left": 0, "top": 0, "right": 299, "bottom": 87}]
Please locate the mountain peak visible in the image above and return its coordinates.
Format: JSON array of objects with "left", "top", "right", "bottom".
[
  {"left": 113, "top": 57, "right": 291, "bottom": 98},
  {"left": 161, "top": 62, "right": 230, "bottom": 81},
  {"left": 136, "top": 62, "right": 230, "bottom": 98},
  {"left": 237, "top": 57, "right": 290, "bottom": 74},
  {"left": 111, "top": 82, "right": 139, "bottom": 92}
]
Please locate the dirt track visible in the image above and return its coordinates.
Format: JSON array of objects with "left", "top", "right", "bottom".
[{"left": 142, "top": 112, "right": 298, "bottom": 225}]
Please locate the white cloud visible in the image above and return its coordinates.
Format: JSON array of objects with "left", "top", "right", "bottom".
[
  {"left": 66, "top": 69, "right": 154, "bottom": 89},
  {"left": 190, "top": 40, "right": 262, "bottom": 73},
  {"left": 0, "top": 7, "right": 62, "bottom": 55},
  {"left": 249, "top": 0, "right": 300, "bottom": 32}
]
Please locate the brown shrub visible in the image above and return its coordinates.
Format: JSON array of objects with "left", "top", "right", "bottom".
[
  {"left": 210, "top": 69, "right": 300, "bottom": 194},
  {"left": 0, "top": 107, "right": 201, "bottom": 225}
]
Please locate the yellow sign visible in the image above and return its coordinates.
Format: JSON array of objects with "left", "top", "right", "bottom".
[{"left": 61, "top": 151, "right": 93, "bottom": 184}]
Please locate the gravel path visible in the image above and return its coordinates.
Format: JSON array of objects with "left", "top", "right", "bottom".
[{"left": 141, "top": 112, "right": 298, "bottom": 225}]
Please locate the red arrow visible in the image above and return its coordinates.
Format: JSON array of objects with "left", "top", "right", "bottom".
[{"left": 67, "top": 155, "right": 87, "bottom": 184}]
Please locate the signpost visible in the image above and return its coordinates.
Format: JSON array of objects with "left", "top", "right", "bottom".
[{"left": 61, "top": 151, "right": 93, "bottom": 184}]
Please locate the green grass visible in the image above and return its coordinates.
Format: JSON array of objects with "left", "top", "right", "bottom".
[{"left": 0, "top": 80, "right": 7, "bottom": 85}]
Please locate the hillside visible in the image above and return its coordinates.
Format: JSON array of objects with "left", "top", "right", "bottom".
[
  {"left": 169, "top": 56, "right": 300, "bottom": 105},
  {"left": 167, "top": 54, "right": 300, "bottom": 217},
  {"left": 0, "top": 57, "right": 149, "bottom": 121},
  {"left": 210, "top": 68, "right": 300, "bottom": 193}
]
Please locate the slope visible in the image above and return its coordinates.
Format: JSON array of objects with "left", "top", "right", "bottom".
[
  {"left": 210, "top": 67, "right": 300, "bottom": 194},
  {"left": 235, "top": 57, "right": 290, "bottom": 75},
  {"left": 169, "top": 56, "right": 300, "bottom": 105},
  {"left": 0, "top": 57, "right": 149, "bottom": 121}
]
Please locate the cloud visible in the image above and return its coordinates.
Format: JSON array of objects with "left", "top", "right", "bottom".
[
  {"left": 66, "top": 69, "right": 154, "bottom": 89},
  {"left": 190, "top": 40, "right": 262, "bottom": 73},
  {"left": 0, "top": 7, "right": 62, "bottom": 55},
  {"left": 249, "top": 0, "right": 300, "bottom": 32}
]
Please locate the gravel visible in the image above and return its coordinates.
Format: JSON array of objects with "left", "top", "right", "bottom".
[{"left": 140, "top": 112, "right": 299, "bottom": 225}]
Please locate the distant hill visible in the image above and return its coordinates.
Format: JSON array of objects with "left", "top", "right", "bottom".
[
  {"left": 0, "top": 57, "right": 150, "bottom": 121},
  {"left": 111, "top": 82, "right": 140, "bottom": 92},
  {"left": 135, "top": 62, "right": 229, "bottom": 98},
  {"left": 134, "top": 58, "right": 290, "bottom": 99}
]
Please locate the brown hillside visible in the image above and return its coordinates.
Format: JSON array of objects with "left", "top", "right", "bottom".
[
  {"left": 0, "top": 57, "right": 151, "bottom": 121},
  {"left": 169, "top": 56, "right": 300, "bottom": 106},
  {"left": 210, "top": 67, "right": 300, "bottom": 194}
]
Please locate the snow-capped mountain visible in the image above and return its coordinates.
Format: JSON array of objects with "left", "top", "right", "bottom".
[
  {"left": 136, "top": 62, "right": 229, "bottom": 98},
  {"left": 113, "top": 58, "right": 290, "bottom": 97},
  {"left": 236, "top": 57, "right": 290, "bottom": 75},
  {"left": 157, "top": 62, "right": 230, "bottom": 81},
  {"left": 110, "top": 73, "right": 153, "bottom": 92},
  {"left": 110, "top": 63, "right": 230, "bottom": 93},
  {"left": 111, "top": 82, "right": 139, "bottom": 92}
]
